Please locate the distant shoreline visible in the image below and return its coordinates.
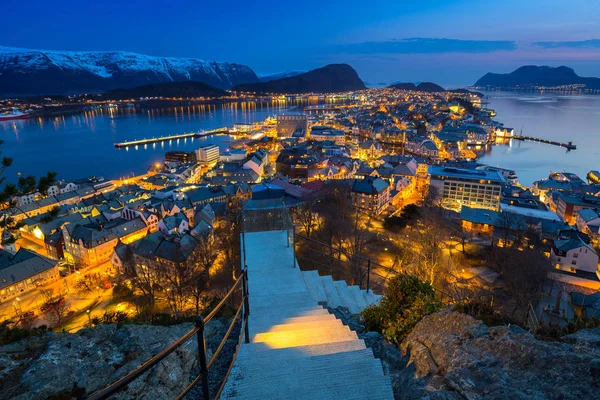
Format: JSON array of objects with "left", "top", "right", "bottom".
[{"left": 473, "top": 87, "right": 600, "bottom": 95}]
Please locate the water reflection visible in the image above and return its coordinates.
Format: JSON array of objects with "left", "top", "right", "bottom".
[
  {"left": 0, "top": 99, "right": 339, "bottom": 182},
  {"left": 480, "top": 91, "right": 600, "bottom": 186}
]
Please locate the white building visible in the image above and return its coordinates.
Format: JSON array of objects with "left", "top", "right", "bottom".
[
  {"left": 243, "top": 148, "right": 269, "bottom": 178},
  {"left": 310, "top": 127, "right": 346, "bottom": 146},
  {"left": 196, "top": 144, "right": 220, "bottom": 164},
  {"left": 551, "top": 231, "right": 599, "bottom": 273}
]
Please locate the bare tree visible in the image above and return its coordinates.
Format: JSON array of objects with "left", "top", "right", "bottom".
[
  {"left": 216, "top": 198, "right": 243, "bottom": 278},
  {"left": 292, "top": 200, "right": 320, "bottom": 238},
  {"left": 495, "top": 212, "right": 526, "bottom": 249},
  {"left": 43, "top": 296, "right": 70, "bottom": 330},
  {"left": 128, "top": 258, "right": 160, "bottom": 320},
  {"left": 189, "top": 233, "right": 215, "bottom": 315},
  {"left": 488, "top": 248, "right": 551, "bottom": 322},
  {"left": 403, "top": 211, "right": 453, "bottom": 287}
]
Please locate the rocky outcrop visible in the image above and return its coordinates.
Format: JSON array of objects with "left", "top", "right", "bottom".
[
  {"left": 330, "top": 307, "right": 599, "bottom": 400},
  {"left": 389, "top": 310, "right": 599, "bottom": 399},
  {"left": 0, "top": 320, "right": 229, "bottom": 399}
]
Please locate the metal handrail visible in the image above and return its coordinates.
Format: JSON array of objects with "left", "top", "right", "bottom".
[
  {"left": 87, "top": 270, "right": 249, "bottom": 400},
  {"left": 175, "top": 297, "right": 245, "bottom": 400},
  {"left": 213, "top": 315, "right": 248, "bottom": 399}
]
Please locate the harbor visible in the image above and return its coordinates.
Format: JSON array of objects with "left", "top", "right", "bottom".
[
  {"left": 114, "top": 127, "right": 228, "bottom": 148},
  {"left": 512, "top": 135, "right": 577, "bottom": 151}
]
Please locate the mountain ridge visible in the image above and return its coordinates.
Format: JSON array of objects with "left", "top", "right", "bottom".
[
  {"left": 259, "top": 71, "right": 304, "bottom": 82},
  {"left": 104, "top": 81, "right": 227, "bottom": 100},
  {"left": 0, "top": 45, "right": 259, "bottom": 96},
  {"left": 234, "top": 64, "right": 366, "bottom": 94},
  {"left": 389, "top": 81, "right": 446, "bottom": 93},
  {"left": 474, "top": 65, "right": 600, "bottom": 89}
]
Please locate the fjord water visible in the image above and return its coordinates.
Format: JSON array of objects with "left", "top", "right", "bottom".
[
  {"left": 0, "top": 102, "right": 290, "bottom": 182},
  {"left": 0, "top": 93, "right": 598, "bottom": 187},
  {"left": 480, "top": 91, "right": 600, "bottom": 186}
]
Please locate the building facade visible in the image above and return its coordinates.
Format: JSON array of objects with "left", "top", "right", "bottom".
[
  {"left": 196, "top": 144, "right": 220, "bottom": 164},
  {"left": 429, "top": 166, "right": 505, "bottom": 211},
  {"left": 277, "top": 114, "right": 308, "bottom": 138}
]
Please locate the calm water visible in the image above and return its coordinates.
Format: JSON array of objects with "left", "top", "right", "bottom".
[
  {"left": 0, "top": 102, "right": 295, "bottom": 182},
  {"left": 480, "top": 91, "right": 600, "bottom": 186}
]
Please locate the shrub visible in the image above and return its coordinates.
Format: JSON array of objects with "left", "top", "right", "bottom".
[
  {"left": 383, "top": 204, "right": 420, "bottom": 231},
  {"left": 0, "top": 325, "right": 50, "bottom": 345},
  {"left": 361, "top": 274, "right": 441, "bottom": 345}
]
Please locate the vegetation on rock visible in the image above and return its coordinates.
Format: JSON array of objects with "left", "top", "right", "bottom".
[{"left": 361, "top": 274, "right": 441, "bottom": 345}]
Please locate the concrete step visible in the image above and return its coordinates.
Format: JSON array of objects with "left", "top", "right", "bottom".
[
  {"left": 252, "top": 325, "right": 358, "bottom": 349},
  {"left": 249, "top": 291, "right": 315, "bottom": 310},
  {"left": 231, "top": 348, "right": 384, "bottom": 379},
  {"left": 347, "top": 285, "right": 368, "bottom": 312},
  {"left": 223, "top": 351, "right": 392, "bottom": 400},
  {"left": 301, "top": 270, "right": 327, "bottom": 303},
  {"left": 235, "top": 339, "right": 367, "bottom": 361},
  {"left": 320, "top": 275, "right": 342, "bottom": 308},
  {"left": 248, "top": 306, "right": 328, "bottom": 320},
  {"left": 363, "top": 289, "right": 382, "bottom": 307},
  {"left": 251, "top": 318, "right": 345, "bottom": 336},
  {"left": 250, "top": 313, "right": 338, "bottom": 334},
  {"left": 334, "top": 280, "right": 360, "bottom": 314}
]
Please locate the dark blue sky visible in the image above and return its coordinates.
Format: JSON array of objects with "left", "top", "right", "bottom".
[{"left": 3, "top": 0, "right": 600, "bottom": 85}]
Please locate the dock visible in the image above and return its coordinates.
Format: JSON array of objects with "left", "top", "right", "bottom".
[
  {"left": 114, "top": 127, "right": 228, "bottom": 148},
  {"left": 512, "top": 135, "right": 576, "bottom": 150}
]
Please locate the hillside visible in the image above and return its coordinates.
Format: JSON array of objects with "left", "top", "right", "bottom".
[
  {"left": 105, "top": 81, "right": 227, "bottom": 100},
  {"left": 0, "top": 46, "right": 259, "bottom": 96},
  {"left": 234, "top": 64, "right": 366, "bottom": 94},
  {"left": 474, "top": 65, "right": 600, "bottom": 89},
  {"left": 389, "top": 81, "right": 446, "bottom": 93}
]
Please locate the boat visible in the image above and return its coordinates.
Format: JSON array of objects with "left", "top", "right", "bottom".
[{"left": 0, "top": 109, "right": 30, "bottom": 122}]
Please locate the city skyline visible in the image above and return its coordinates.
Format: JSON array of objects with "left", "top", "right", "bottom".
[{"left": 3, "top": 0, "right": 600, "bottom": 86}]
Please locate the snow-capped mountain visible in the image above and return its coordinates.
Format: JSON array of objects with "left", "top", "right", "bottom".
[
  {"left": 0, "top": 46, "right": 260, "bottom": 95},
  {"left": 259, "top": 71, "right": 304, "bottom": 82}
]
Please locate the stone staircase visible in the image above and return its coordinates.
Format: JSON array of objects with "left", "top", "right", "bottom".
[
  {"left": 301, "top": 269, "right": 382, "bottom": 314},
  {"left": 221, "top": 230, "right": 393, "bottom": 400}
]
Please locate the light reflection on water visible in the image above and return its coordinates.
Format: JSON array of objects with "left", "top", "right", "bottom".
[
  {"left": 480, "top": 91, "right": 600, "bottom": 186},
  {"left": 0, "top": 99, "right": 333, "bottom": 182}
]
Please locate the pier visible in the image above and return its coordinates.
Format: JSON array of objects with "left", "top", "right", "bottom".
[
  {"left": 512, "top": 135, "right": 576, "bottom": 150},
  {"left": 114, "top": 127, "right": 228, "bottom": 148}
]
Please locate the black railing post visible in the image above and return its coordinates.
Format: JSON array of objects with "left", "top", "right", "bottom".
[
  {"left": 366, "top": 259, "right": 371, "bottom": 292},
  {"left": 242, "top": 271, "right": 250, "bottom": 343},
  {"left": 195, "top": 316, "right": 210, "bottom": 400},
  {"left": 292, "top": 225, "right": 296, "bottom": 268}
]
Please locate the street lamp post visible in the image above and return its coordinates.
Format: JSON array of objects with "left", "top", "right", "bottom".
[{"left": 86, "top": 309, "right": 91, "bottom": 323}]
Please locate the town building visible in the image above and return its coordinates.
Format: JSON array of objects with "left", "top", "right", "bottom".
[
  {"left": 132, "top": 232, "right": 200, "bottom": 277},
  {"left": 309, "top": 126, "right": 346, "bottom": 145},
  {"left": 358, "top": 141, "right": 383, "bottom": 160},
  {"left": 62, "top": 217, "right": 148, "bottom": 267},
  {"left": 196, "top": 144, "right": 220, "bottom": 165},
  {"left": 164, "top": 151, "right": 197, "bottom": 164},
  {"left": 552, "top": 192, "right": 600, "bottom": 225},
  {"left": 551, "top": 230, "right": 599, "bottom": 273},
  {"left": 0, "top": 247, "right": 59, "bottom": 302},
  {"left": 220, "top": 149, "right": 248, "bottom": 162},
  {"left": 429, "top": 166, "right": 505, "bottom": 211},
  {"left": 351, "top": 176, "right": 390, "bottom": 215},
  {"left": 576, "top": 208, "right": 600, "bottom": 242},
  {"left": 277, "top": 114, "right": 308, "bottom": 138}
]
